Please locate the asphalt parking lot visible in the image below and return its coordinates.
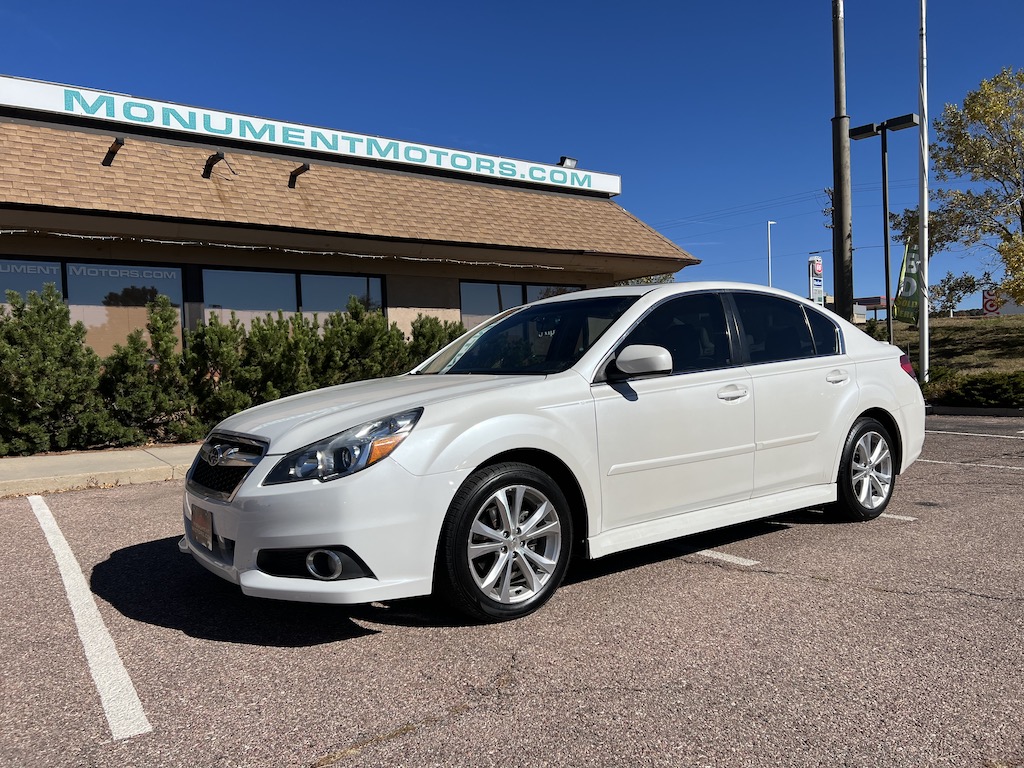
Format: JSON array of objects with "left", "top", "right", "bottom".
[{"left": 1, "top": 414, "right": 1022, "bottom": 768}]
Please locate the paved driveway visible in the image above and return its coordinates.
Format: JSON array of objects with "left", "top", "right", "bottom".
[{"left": 2, "top": 415, "right": 1022, "bottom": 767}]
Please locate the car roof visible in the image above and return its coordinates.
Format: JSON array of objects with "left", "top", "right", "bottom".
[{"left": 531, "top": 281, "right": 825, "bottom": 305}]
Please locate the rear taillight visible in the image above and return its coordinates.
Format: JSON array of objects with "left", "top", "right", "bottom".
[{"left": 899, "top": 354, "right": 917, "bottom": 380}]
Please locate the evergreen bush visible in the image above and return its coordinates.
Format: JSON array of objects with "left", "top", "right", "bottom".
[
  {"left": 0, "top": 285, "right": 120, "bottom": 456},
  {"left": 924, "top": 370, "right": 1024, "bottom": 408},
  {"left": 407, "top": 314, "right": 466, "bottom": 366},
  {"left": 183, "top": 312, "right": 252, "bottom": 429},
  {"left": 99, "top": 295, "right": 202, "bottom": 443},
  {"left": 0, "top": 288, "right": 468, "bottom": 455},
  {"left": 316, "top": 297, "right": 410, "bottom": 385}
]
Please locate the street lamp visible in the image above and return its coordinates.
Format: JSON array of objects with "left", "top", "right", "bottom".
[
  {"left": 849, "top": 113, "right": 920, "bottom": 344},
  {"left": 767, "top": 220, "right": 777, "bottom": 287}
]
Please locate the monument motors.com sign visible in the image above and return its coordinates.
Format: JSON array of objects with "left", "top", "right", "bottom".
[{"left": 0, "top": 75, "right": 621, "bottom": 195}]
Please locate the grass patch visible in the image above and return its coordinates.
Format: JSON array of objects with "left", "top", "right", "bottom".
[{"left": 890, "top": 314, "right": 1024, "bottom": 376}]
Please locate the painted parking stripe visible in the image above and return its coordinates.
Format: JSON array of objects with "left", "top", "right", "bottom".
[
  {"left": 695, "top": 549, "right": 760, "bottom": 567},
  {"left": 879, "top": 513, "right": 917, "bottom": 522},
  {"left": 27, "top": 495, "right": 152, "bottom": 741},
  {"left": 926, "top": 429, "right": 1024, "bottom": 440},
  {"left": 918, "top": 459, "right": 1024, "bottom": 471}
]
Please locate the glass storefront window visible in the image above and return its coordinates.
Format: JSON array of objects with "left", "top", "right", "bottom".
[
  {"left": 203, "top": 269, "right": 297, "bottom": 326},
  {"left": 461, "top": 282, "right": 580, "bottom": 328},
  {"left": 460, "top": 282, "right": 525, "bottom": 328},
  {"left": 0, "top": 259, "right": 63, "bottom": 300},
  {"left": 66, "top": 263, "right": 182, "bottom": 357},
  {"left": 526, "top": 284, "right": 580, "bottom": 303},
  {"left": 300, "top": 274, "right": 382, "bottom": 314}
]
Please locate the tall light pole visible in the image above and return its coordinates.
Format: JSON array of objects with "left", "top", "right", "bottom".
[
  {"left": 767, "top": 220, "right": 777, "bottom": 287},
  {"left": 850, "top": 113, "right": 920, "bottom": 344}
]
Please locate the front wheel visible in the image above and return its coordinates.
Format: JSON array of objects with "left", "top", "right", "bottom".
[
  {"left": 436, "top": 462, "right": 573, "bottom": 622},
  {"left": 828, "top": 417, "right": 897, "bottom": 522}
]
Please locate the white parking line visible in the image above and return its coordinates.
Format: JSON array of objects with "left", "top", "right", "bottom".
[
  {"left": 695, "top": 549, "right": 760, "bottom": 567},
  {"left": 918, "top": 459, "right": 1024, "bottom": 471},
  {"left": 879, "top": 513, "right": 917, "bottom": 522},
  {"left": 926, "top": 429, "right": 1024, "bottom": 440},
  {"left": 27, "top": 496, "right": 152, "bottom": 741}
]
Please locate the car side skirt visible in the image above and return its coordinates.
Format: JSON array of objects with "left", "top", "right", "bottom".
[{"left": 586, "top": 483, "right": 837, "bottom": 560}]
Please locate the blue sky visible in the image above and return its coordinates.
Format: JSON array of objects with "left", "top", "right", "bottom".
[{"left": 2, "top": 1, "right": 1021, "bottom": 306}]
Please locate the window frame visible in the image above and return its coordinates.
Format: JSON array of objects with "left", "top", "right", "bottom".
[{"left": 724, "top": 291, "right": 845, "bottom": 365}]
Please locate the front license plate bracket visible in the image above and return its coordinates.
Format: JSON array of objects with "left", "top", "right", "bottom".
[{"left": 191, "top": 505, "right": 213, "bottom": 550}]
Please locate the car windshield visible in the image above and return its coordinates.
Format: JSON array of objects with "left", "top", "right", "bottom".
[{"left": 417, "top": 295, "right": 640, "bottom": 375}]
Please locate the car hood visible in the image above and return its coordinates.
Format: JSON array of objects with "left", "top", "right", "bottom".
[{"left": 212, "top": 374, "right": 537, "bottom": 454}]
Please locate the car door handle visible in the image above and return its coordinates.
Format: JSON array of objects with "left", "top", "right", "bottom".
[
  {"left": 717, "top": 385, "right": 749, "bottom": 402},
  {"left": 826, "top": 370, "right": 850, "bottom": 385}
]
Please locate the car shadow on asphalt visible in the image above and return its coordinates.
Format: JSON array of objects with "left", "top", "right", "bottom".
[
  {"left": 92, "top": 509, "right": 846, "bottom": 638},
  {"left": 564, "top": 506, "right": 841, "bottom": 585},
  {"left": 90, "top": 537, "right": 378, "bottom": 646}
]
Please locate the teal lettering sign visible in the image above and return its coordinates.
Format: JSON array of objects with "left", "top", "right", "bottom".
[{"left": 2, "top": 76, "right": 621, "bottom": 194}]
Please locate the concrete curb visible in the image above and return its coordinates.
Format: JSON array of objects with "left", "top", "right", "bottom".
[
  {"left": 0, "top": 444, "right": 200, "bottom": 498},
  {"left": 928, "top": 405, "right": 1024, "bottom": 418}
]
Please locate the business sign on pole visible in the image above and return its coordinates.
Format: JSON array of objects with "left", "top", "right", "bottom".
[
  {"left": 0, "top": 75, "right": 622, "bottom": 195},
  {"left": 893, "top": 244, "right": 921, "bottom": 324},
  {"left": 808, "top": 256, "right": 825, "bottom": 305}
]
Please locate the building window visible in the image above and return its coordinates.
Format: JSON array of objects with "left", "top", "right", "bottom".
[
  {"left": 0, "top": 258, "right": 63, "bottom": 300},
  {"left": 300, "top": 273, "right": 382, "bottom": 314},
  {"left": 66, "top": 262, "right": 182, "bottom": 357},
  {"left": 203, "top": 269, "right": 297, "bottom": 325},
  {"left": 460, "top": 281, "right": 580, "bottom": 327}
]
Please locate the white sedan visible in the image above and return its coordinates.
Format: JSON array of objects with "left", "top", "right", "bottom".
[{"left": 182, "top": 282, "right": 925, "bottom": 621}]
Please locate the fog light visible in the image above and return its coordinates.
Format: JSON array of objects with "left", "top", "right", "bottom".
[{"left": 305, "top": 549, "right": 344, "bottom": 581}]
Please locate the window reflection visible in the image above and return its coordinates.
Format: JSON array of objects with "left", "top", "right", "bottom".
[
  {"left": 300, "top": 274, "right": 382, "bottom": 314},
  {"left": 203, "top": 269, "right": 297, "bottom": 327},
  {"left": 67, "top": 263, "right": 182, "bottom": 357},
  {"left": 0, "top": 259, "right": 62, "bottom": 299},
  {"left": 460, "top": 282, "right": 580, "bottom": 328}
]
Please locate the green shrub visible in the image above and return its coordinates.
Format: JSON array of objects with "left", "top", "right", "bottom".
[
  {"left": 0, "top": 286, "right": 470, "bottom": 454},
  {"left": 241, "top": 312, "right": 321, "bottom": 403},
  {"left": 0, "top": 285, "right": 121, "bottom": 455},
  {"left": 923, "top": 370, "right": 1024, "bottom": 408},
  {"left": 183, "top": 312, "right": 252, "bottom": 429},
  {"left": 408, "top": 314, "right": 465, "bottom": 366},
  {"left": 316, "top": 298, "right": 410, "bottom": 385},
  {"left": 99, "top": 296, "right": 202, "bottom": 443}
]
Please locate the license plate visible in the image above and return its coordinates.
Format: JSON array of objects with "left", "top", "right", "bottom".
[{"left": 191, "top": 505, "right": 213, "bottom": 550}]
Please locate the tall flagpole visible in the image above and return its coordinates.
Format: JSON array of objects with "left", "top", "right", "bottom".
[{"left": 919, "top": 0, "right": 930, "bottom": 382}]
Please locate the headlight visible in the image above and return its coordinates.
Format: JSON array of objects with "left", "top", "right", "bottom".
[{"left": 264, "top": 408, "right": 423, "bottom": 485}]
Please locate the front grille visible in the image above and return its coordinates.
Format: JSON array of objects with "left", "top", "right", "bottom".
[
  {"left": 190, "top": 461, "right": 250, "bottom": 495},
  {"left": 187, "top": 434, "right": 267, "bottom": 501}
]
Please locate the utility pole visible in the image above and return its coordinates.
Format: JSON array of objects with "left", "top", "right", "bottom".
[
  {"left": 832, "top": 0, "right": 854, "bottom": 321},
  {"left": 919, "top": 0, "right": 930, "bottom": 381}
]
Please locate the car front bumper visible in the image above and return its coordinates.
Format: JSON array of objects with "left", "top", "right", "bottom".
[{"left": 182, "top": 456, "right": 470, "bottom": 604}]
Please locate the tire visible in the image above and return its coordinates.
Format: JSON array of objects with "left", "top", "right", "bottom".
[
  {"left": 436, "top": 462, "right": 573, "bottom": 622},
  {"left": 828, "top": 417, "right": 897, "bottom": 522}
]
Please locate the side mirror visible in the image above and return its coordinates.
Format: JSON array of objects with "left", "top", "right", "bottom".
[{"left": 609, "top": 344, "right": 673, "bottom": 380}]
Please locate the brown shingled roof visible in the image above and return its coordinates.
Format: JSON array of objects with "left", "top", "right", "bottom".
[{"left": 0, "top": 121, "right": 696, "bottom": 266}]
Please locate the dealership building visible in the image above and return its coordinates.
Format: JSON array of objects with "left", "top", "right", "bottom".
[{"left": 0, "top": 75, "right": 696, "bottom": 355}]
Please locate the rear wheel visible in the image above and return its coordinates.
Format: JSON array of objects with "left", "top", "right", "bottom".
[
  {"left": 829, "top": 417, "right": 896, "bottom": 521},
  {"left": 436, "top": 462, "right": 572, "bottom": 622}
]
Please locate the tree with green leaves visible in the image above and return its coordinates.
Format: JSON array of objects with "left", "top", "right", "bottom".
[
  {"left": 932, "top": 270, "right": 996, "bottom": 317},
  {"left": 893, "top": 67, "right": 1024, "bottom": 303}
]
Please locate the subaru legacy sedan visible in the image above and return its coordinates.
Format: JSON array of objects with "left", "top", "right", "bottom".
[{"left": 182, "top": 282, "right": 925, "bottom": 621}]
